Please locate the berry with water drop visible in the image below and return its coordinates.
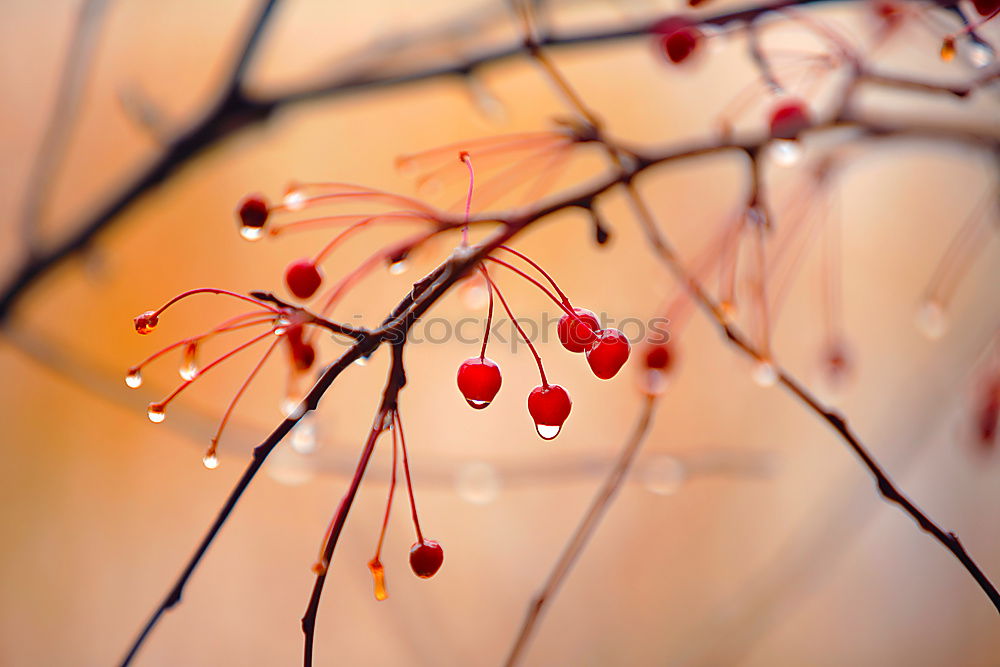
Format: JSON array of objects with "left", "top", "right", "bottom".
[
  {"left": 457, "top": 357, "right": 503, "bottom": 409},
  {"left": 769, "top": 100, "right": 811, "bottom": 140},
  {"left": 528, "top": 384, "right": 572, "bottom": 439}
]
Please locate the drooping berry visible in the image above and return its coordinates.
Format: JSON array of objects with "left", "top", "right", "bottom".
[
  {"left": 644, "top": 342, "right": 673, "bottom": 371},
  {"left": 237, "top": 194, "right": 269, "bottom": 240},
  {"left": 528, "top": 384, "right": 572, "bottom": 440},
  {"left": 134, "top": 310, "right": 159, "bottom": 335},
  {"left": 557, "top": 308, "right": 599, "bottom": 353},
  {"left": 409, "top": 539, "right": 444, "bottom": 579},
  {"left": 651, "top": 17, "right": 702, "bottom": 64},
  {"left": 457, "top": 357, "right": 503, "bottom": 409},
  {"left": 973, "top": 0, "right": 999, "bottom": 16},
  {"left": 285, "top": 259, "right": 323, "bottom": 300},
  {"left": 586, "top": 328, "right": 631, "bottom": 380},
  {"left": 769, "top": 100, "right": 811, "bottom": 140},
  {"left": 641, "top": 342, "right": 676, "bottom": 396},
  {"left": 285, "top": 325, "right": 316, "bottom": 372}
]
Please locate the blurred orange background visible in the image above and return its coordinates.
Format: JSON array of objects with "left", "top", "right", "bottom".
[{"left": 1, "top": 0, "right": 999, "bottom": 665}]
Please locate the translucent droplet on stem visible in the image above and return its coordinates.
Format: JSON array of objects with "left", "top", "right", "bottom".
[
  {"left": 281, "top": 398, "right": 306, "bottom": 420},
  {"left": 641, "top": 455, "right": 687, "bottom": 495},
  {"left": 147, "top": 403, "right": 166, "bottom": 423},
  {"left": 752, "top": 361, "right": 778, "bottom": 387},
  {"left": 239, "top": 225, "right": 264, "bottom": 241},
  {"left": 388, "top": 260, "right": 408, "bottom": 276},
  {"left": 770, "top": 139, "right": 802, "bottom": 166},
  {"left": 179, "top": 343, "right": 198, "bottom": 381},
  {"left": 291, "top": 419, "right": 317, "bottom": 454},
  {"left": 916, "top": 300, "right": 947, "bottom": 340},
  {"left": 966, "top": 42, "right": 994, "bottom": 68},
  {"left": 202, "top": 453, "right": 219, "bottom": 469},
  {"left": 368, "top": 559, "right": 388, "bottom": 601},
  {"left": 354, "top": 356, "right": 368, "bottom": 367},
  {"left": 125, "top": 368, "right": 143, "bottom": 389},
  {"left": 283, "top": 189, "right": 306, "bottom": 211},
  {"left": 466, "top": 398, "right": 491, "bottom": 410},
  {"left": 535, "top": 423, "right": 562, "bottom": 440},
  {"left": 454, "top": 462, "right": 501, "bottom": 505}
]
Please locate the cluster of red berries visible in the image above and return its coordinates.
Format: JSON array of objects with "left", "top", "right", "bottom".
[{"left": 455, "top": 268, "right": 631, "bottom": 440}]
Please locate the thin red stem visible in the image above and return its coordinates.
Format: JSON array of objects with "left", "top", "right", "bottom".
[
  {"left": 394, "top": 410, "right": 423, "bottom": 542},
  {"left": 479, "top": 266, "right": 495, "bottom": 360},
  {"left": 152, "top": 288, "right": 277, "bottom": 317},
  {"left": 207, "top": 336, "right": 282, "bottom": 456},
  {"left": 482, "top": 269, "right": 548, "bottom": 387},
  {"left": 496, "top": 245, "right": 571, "bottom": 304},
  {"left": 374, "top": 417, "right": 400, "bottom": 559},
  {"left": 461, "top": 151, "right": 474, "bottom": 246},
  {"left": 483, "top": 257, "right": 575, "bottom": 317},
  {"left": 131, "top": 314, "right": 275, "bottom": 371}
]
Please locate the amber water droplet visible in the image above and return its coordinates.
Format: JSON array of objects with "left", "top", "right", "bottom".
[
  {"left": 368, "top": 559, "right": 388, "bottom": 601},
  {"left": 535, "top": 423, "right": 561, "bottom": 440},
  {"left": 147, "top": 402, "right": 166, "bottom": 423},
  {"left": 312, "top": 561, "right": 328, "bottom": 575},
  {"left": 940, "top": 38, "right": 956, "bottom": 61},
  {"left": 125, "top": 368, "right": 143, "bottom": 389},
  {"left": 179, "top": 343, "right": 198, "bottom": 381},
  {"left": 752, "top": 361, "right": 778, "bottom": 387},
  {"left": 202, "top": 453, "right": 219, "bottom": 469},
  {"left": 134, "top": 311, "right": 159, "bottom": 335}
]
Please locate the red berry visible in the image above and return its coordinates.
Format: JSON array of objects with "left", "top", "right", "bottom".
[
  {"left": 133, "top": 310, "right": 159, "bottom": 335},
  {"left": 644, "top": 342, "right": 673, "bottom": 371},
  {"left": 586, "top": 329, "right": 631, "bottom": 379},
  {"left": 237, "top": 194, "right": 269, "bottom": 230},
  {"left": 285, "top": 325, "right": 316, "bottom": 372},
  {"left": 652, "top": 17, "right": 702, "bottom": 64},
  {"left": 973, "top": 0, "right": 999, "bottom": 16},
  {"left": 285, "top": 259, "right": 323, "bottom": 299},
  {"left": 769, "top": 100, "right": 811, "bottom": 140},
  {"left": 409, "top": 539, "right": 444, "bottom": 579},
  {"left": 557, "top": 308, "right": 599, "bottom": 353},
  {"left": 528, "top": 384, "right": 572, "bottom": 439},
  {"left": 457, "top": 357, "right": 502, "bottom": 409}
]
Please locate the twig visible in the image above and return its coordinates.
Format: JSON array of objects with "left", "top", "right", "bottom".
[{"left": 505, "top": 395, "right": 657, "bottom": 666}]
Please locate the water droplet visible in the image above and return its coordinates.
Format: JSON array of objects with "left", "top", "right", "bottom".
[
  {"left": 641, "top": 455, "right": 687, "bottom": 495},
  {"left": 354, "top": 356, "right": 368, "bottom": 367},
  {"left": 134, "top": 310, "right": 158, "bottom": 335},
  {"left": 966, "top": 42, "right": 994, "bottom": 68},
  {"left": 147, "top": 402, "right": 166, "bottom": 423},
  {"left": 388, "top": 260, "right": 408, "bottom": 276},
  {"left": 239, "top": 225, "right": 264, "bottom": 241},
  {"left": 202, "top": 453, "right": 219, "bottom": 469},
  {"left": 461, "top": 281, "right": 489, "bottom": 310},
  {"left": 454, "top": 462, "right": 501, "bottom": 505},
  {"left": 291, "top": 419, "right": 317, "bottom": 454},
  {"left": 752, "top": 361, "right": 778, "bottom": 387},
  {"left": 640, "top": 369, "right": 669, "bottom": 396},
  {"left": 125, "top": 368, "right": 143, "bottom": 388},
  {"left": 535, "top": 423, "right": 562, "bottom": 440},
  {"left": 770, "top": 139, "right": 802, "bottom": 166},
  {"left": 368, "top": 559, "right": 388, "bottom": 601},
  {"left": 719, "top": 300, "right": 737, "bottom": 319},
  {"left": 940, "top": 37, "right": 956, "bottom": 62},
  {"left": 273, "top": 327, "right": 287, "bottom": 336},
  {"left": 283, "top": 189, "right": 306, "bottom": 211},
  {"left": 466, "top": 398, "right": 491, "bottom": 410},
  {"left": 281, "top": 398, "right": 305, "bottom": 420},
  {"left": 179, "top": 343, "right": 198, "bottom": 381},
  {"left": 916, "top": 300, "right": 947, "bottom": 340}
]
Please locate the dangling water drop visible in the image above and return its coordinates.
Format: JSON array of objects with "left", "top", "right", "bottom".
[
  {"left": 388, "top": 259, "right": 408, "bottom": 276},
  {"left": 770, "top": 139, "right": 802, "bottom": 166},
  {"left": 641, "top": 455, "right": 687, "bottom": 495},
  {"left": 966, "top": 42, "right": 994, "bottom": 68},
  {"left": 454, "top": 462, "right": 501, "bottom": 505},
  {"left": 466, "top": 398, "right": 491, "bottom": 409},
  {"left": 202, "top": 453, "right": 219, "bottom": 469},
  {"left": 291, "top": 419, "right": 317, "bottom": 454},
  {"left": 641, "top": 369, "right": 669, "bottom": 396},
  {"left": 940, "top": 37, "right": 956, "bottom": 61},
  {"left": 283, "top": 189, "right": 306, "bottom": 211},
  {"left": 125, "top": 368, "right": 143, "bottom": 388},
  {"left": 179, "top": 343, "right": 198, "bottom": 381},
  {"left": 239, "top": 225, "right": 264, "bottom": 241},
  {"left": 916, "top": 300, "right": 947, "bottom": 340},
  {"left": 147, "top": 402, "right": 166, "bottom": 423},
  {"left": 281, "top": 398, "right": 306, "bottom": 420},
  {"left": 354, "top": 356, "right": 368, "bottom": 367},
  {"left": 461, "top": 281, "right": 489, "bottom": 310},
  {"left": 368, "top": 559, "right": 388, "bottom": 601},
  {"left": 535, "top": 423, "right": 562, "bottom": 440},
  {"left": 752, "top": 361, "right": 778, "bottom": 387}
]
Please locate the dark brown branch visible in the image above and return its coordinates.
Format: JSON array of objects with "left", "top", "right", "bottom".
[
  {"left": 3, "top": 0, "right": 966, "bottom": 323},
  {"left": 505, "top": 395, "right": 657, "bottom": 666}
]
